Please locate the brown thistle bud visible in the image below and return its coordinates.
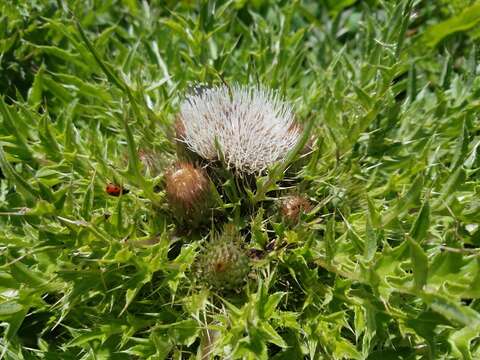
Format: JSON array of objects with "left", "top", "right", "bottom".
[
  {"left": 196, "top": 225, "right": 250, "bottom": 290},
  {"left": 121, "top": 147, "right": 163, "bottom": 177},
  {"left": 174, "top": 115, "right": 199, "bottom": 161},
  {"left": 138, "top": 149, "right": 161, "bottom": 176},
  {"left": 165, "top": 162, "right": 213, "bottom": 225},
  {"left": 280, "top": 195, "right": 312, "bottom": 225},
  {"left": 175, "top": 115, "right": 186, "bottom": 141}
]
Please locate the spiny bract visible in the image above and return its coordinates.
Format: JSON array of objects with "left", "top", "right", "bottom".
[{"left": 178, "top": 84, "right": 301, "bottom": 174}]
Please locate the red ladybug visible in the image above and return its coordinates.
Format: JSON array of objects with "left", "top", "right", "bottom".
[{"left": 106, "top": 183, "right": 129, "bottom": 197}]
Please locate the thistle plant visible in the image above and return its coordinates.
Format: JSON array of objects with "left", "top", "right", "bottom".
[
  {"left": 177, "top": 84, "right": 301, "bottom": 174},
  {"left": 2, "top": 2, "right": 478, "bottom": 359},
  {"left": 172, "top": 84, "right": 311, "bottom": 230}
]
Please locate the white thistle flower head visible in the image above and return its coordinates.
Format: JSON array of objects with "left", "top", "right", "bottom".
[{"left": 177, "top": 84, "right": 301, "bottom": 174}]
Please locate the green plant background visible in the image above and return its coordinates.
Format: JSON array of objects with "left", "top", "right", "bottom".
[{"left": 1, "top": 0, "right": 480, "bottom": 359}]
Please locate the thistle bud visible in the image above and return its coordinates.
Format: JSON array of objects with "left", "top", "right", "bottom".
[
  {"left": 196, "top": 226, "right": 250, "bottom": 290},
  {"left": 165, "top": 162, "right": 213, "bottom": 225},
  {"left": 138, "top": 149, "right": 161, "bottom": 176},
  {"left": 280, "top": 195, "right": 312, "bottom": 225},
  {"left": 174, "top": 115, "right": 200, "bottom": 161},
  {"left": 175, "top": 115, "right": 186, "bottom": 141}
]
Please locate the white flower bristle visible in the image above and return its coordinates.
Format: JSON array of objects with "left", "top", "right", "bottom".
[{"left": 179, "top": 84, "right": 301, "bottom": 174}]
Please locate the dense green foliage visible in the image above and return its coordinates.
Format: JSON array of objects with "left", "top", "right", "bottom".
[{"left": 1, "top": 0, "right": 480, "bottom": 358}]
